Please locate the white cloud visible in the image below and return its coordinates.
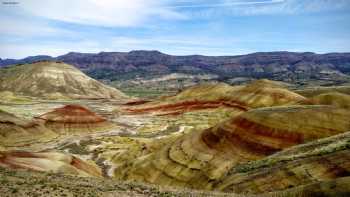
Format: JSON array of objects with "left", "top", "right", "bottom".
[
  {"left": 172, "top": 0, "right": 350, "bottom": 16},
  {"left": 0, "top": 15, "right": 74, "bottom": 37},
  {"left": 19, "top": 0, "right": 185, "bottom": 27},
  {"left": 239, "top": 0, "right": 350, "bottom": 15},
  {"left": 0, "top": 40, "right": 110, "bottom": 59},
  {"left": 1, "top": 0, "right": 349, "bottom": 58},
  {"left": 111, "top": 36, "right": 224, "bottom": 46},
  {"left": 166, "top": 0, "right": 284, "bottom": 8}
]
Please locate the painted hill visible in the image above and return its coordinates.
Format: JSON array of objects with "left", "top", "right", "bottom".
[
  {"left": 36, "top": 104, "right": 115, "bottom": 134},
  {"left": 0, "top": 61, "right": 127, "bottom": 99},
  {"left": 0, "top": 151, "right": 101, "bottom": 177},
  {"left": 217, "top": 131, "right": 350, "bottom": 195},
  {"left": 114, "top": 105, "right": 350, "bottom": 189},
  {"left": 0, "top": 109, "right": 57, "bottom": 147},
  {"left": 124, "top": 80, "right": 309, "bottom": 115},
  {"left": 296, "top": 86, "right": 350, "bottom": 97},
  {"left": 311, "top": 92, "right": 350, "bottom": 108}
]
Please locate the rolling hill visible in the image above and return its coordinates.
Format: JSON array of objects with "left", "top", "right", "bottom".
[
  {"left": 0, "top": 151, "right": 102, "bottom": 177},
  {"left": 123, "top": 79, "right": 310, "bottom": 115},
  {"left": 114, "top": 105, "right": 350, "bottom": 190},
  {"left": 35, "top": 104, "right": 116, "bottom": 134},
  {"left": 0, "top": 61, "right": 127, "bottom": 99},
  {"left": 0, "top": 109, "right": 57, "bottom": 147},
  {"left": 217, "top": 131, "right": 350, "bottom": 195}
]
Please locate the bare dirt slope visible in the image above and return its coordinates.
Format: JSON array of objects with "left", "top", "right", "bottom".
[{"left": 0, "top": 61, "right": 127, "bottom": 99}]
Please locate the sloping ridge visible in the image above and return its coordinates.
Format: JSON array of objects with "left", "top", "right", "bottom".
[
  {"left": 0, "top": 61, "right": 127, "bottom": 99},
  {"left": 36, "top": 104, "right": 115, "bottom": 134},
  {"left": 216, "top": 131, "right": 350, "bottom": 195},
  {"left": 124, "top": 79, "right": 309, "bottom": 115},
  {"left": 202, "top": 105, "right": 350, "bottom": 156},
  {"left": 296, "top": 86, "right": 350, "bottom": 97},
  {"left": 115, "top": 105, "right": 350, "bottom": 190},
  {"left": 0, "top": 109, "right": 57, "bottom": 146},
  {"left": 0, "top": 151, "right": 102, "bottom": 177},
  {"left": 312, "top": 92, "right": 350, "bottom": 108}
]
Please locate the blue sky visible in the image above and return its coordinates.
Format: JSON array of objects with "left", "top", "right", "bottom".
[{"left": 0, "top": 0, "right": 350, "bottom": 59}]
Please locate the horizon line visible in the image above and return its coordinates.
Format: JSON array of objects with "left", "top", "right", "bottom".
[{"left": 2, "top": 50, "right": 350, "bottom": 60}]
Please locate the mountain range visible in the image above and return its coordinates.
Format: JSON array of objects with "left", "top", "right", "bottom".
[{"left": 1, "top": 51, "right": 350, "bottom": 85}]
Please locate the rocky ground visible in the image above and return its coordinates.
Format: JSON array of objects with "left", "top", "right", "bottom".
[{"left": 0, "top": 167, "right": 240, "bottom": 197}]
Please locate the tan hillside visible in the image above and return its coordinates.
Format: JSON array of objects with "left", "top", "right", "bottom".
[
  {"left": 36, "top": 104, "right": 116, "bottom": 134},
  {"left": 0, "top": 61, "right": 127, "bottom": 99},
  {"left": 296, "top": 86, "right": 350, "bottom": 97},
  {"left": 0, "top": 151, "right": 102, "bottom": 177},
  {"left": 114, "top": 105, "right": 350, "bottom": 189},
  {"left": 230, "top": 79, "right": 309, "bottom": 108},
  {"left": 0, "top": 109, "right": 57, "bottom": 147},
  {"left": 124, "top": 80, "right": 309, "bottom": 115},
  {"left": 311, "top": 92, "right": 350, "bottom": 108},
  {"left": 0, "top": 91, "right": 32, "bottom": 104}
]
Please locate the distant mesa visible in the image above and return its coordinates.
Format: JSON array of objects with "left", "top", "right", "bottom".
[
  {"left": 2, "top": 51, "right": 350, "bottom": 85},
  {"left": 36, "top": 104, "right": 115, "bottom": 134},
  {"left": 0, "top": 61, "right": 127, "bottom": 100},
  {"left": 124, "top": 79, "right": 310, "bottom": 115},
  {"left": 0, "top": 109, "right": 57, "bottom": 146},
  {"left": 115, "top": 105, "right": 350, "bottom": 189},
  {"left": 0, "top": 151, "right": 102, "bottom": 177}
]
